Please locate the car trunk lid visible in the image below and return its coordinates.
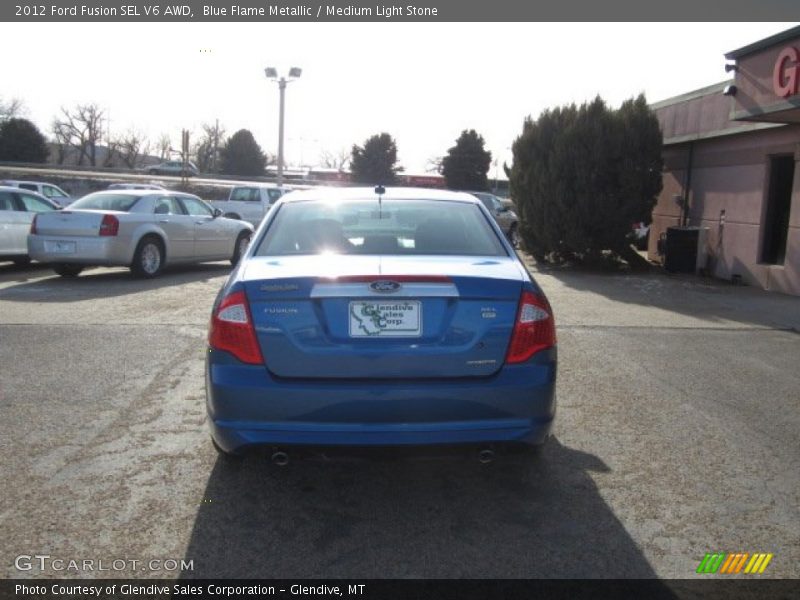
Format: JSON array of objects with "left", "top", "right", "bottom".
[
  {"left": 32, "top": 209, "right": 118, "bottom": 237},
  {"left": 242, "top": 255, "right": 526, "bottom": 379}
]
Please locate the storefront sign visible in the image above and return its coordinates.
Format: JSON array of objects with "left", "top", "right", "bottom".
[{"left": 773, "top": 46, "right": 799, "bottom": 98}]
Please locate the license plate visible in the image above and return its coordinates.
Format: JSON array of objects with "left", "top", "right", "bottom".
[
  {"left": 349, "top": 300, "right": 421, "bottom": 337},
  {"left": 44, "top": 240, "right": 76, "bottom": 254}
]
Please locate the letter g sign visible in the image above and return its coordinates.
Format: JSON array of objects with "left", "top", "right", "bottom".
[{"left": 773, "top": 46, "right": 799, "bottom": 98}]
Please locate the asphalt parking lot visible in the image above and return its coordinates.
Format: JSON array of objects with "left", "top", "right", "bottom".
[{"left": 0, "top": 258, "right": 798, "bottom": 580}]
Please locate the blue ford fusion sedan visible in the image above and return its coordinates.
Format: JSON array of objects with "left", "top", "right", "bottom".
[{"left": 206, "top": 187, "right": 556, "bottom": 462}]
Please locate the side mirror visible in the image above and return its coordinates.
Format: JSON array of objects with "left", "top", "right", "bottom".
[{"left": 213, "top": 208, "right": 222, "bottom": 218}]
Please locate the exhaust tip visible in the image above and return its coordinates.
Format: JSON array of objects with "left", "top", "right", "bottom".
[
  {"left": 271, "top": 451, "right": 289, "bottom": 467},
  {"left": 478, "top": 448, "right": 495, "bottom": 464}
]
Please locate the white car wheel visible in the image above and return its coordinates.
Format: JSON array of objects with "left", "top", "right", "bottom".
[{"left": 131, "top": 237, "right": 164, "bottom": 278}]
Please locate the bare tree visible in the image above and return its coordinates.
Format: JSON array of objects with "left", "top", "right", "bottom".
[
  {"left": 319, "top": 148, "right": 351, "bottom": 171},
  {"left": 0, "top": 97, "right": 25, "bottom": 122},
  {"left": 114, "top": 129, "right": 151, "bottom": 169},
  {"left": 104, "top": 138, "right": 120, "bottom": 167},
  {"left": 192, "top": 121, "right": 226, "bottom": 173},
  {"left": 425, "top": 155, "right": 444, "bottom": 174},
  {"left": 51, "top": 104, "right": 105, "bottom": 166},
  {"left": 51, "top": 119, "right": 70, "bottom": 165},
  {"left": 157, "top": 133, "right": 171, "bottom": 160}
]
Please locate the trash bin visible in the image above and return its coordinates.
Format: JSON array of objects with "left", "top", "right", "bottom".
[{"left": 663, "top": 226, "right": 709, "bottom": 273}]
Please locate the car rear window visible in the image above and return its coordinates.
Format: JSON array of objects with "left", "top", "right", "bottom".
[
  {"left": 69, "top": 193, "right": 141, "bottom": 212},
  {"left": 254, "top": 198, "right": 507, "bottom": 257}
]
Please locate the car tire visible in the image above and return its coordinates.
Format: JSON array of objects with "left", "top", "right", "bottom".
[
  {"left": 130, "top": 236, "right": 164, "bottom": 278},
  {"left": 53, "top": 264, "right": 83, "bottom": 278},
  {"left": 508, "top": 223, "right": 521, "bottom": 249},
  {"left": 12, "top": 257, "right": 31, "bottom": 267},
  {"left": 148, "top": 169, "right": 158, "bottom": 175},
  {"left": 231, "top": 231, "right": 251, "bottom": 266}
]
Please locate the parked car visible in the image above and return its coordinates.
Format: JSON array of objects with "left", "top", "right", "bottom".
[
  {"left": 145, "top": 161, "right": 199, "bottom": 177},
  {"left": 107, "top": 182, "right": 166, "bottom": 190},
  {"left": 0, "top": 186, "right": 60, "bottom": 265},
  {"left": 469, "top": 191, "right": 520, "bottom": 247},
  {"left": 1, "top": 180, "right": 72, "bottom": 207},
  {"left": 206, "top": 186, "right": 557, "bottom": 462},
  {"left": 28, "top": 190, "right": 253, "bottom": 278},
  {"left": 208, "top": 184, "right": 287, "bottom": 227}
]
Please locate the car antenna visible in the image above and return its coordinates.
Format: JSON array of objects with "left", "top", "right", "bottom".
[{"left": 374, "top": 184, "right": 385, "bottom": 218}]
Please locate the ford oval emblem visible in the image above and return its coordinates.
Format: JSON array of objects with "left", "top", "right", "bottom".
[{"left": 369, "top": 280, "right": 401, "bottom": 293}]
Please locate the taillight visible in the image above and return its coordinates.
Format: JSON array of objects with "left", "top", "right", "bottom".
[
  {"left": 208, "top": 290, "right": 263, "bottom": 365},
  {"left": 506, "top": 290, "right": 556, "bottom": 364},
  {"left": 30, "top": 214, "right": 38, "bottom": 234},
  {"left": 99, "top": 214, "right": 119, "bottom": 236}
]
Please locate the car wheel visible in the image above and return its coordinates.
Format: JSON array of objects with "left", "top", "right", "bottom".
[
  {"left": 508, "top": 224, "right": 521, "bottom": 249},
  {"left": 223, "top": 213, "right": 240, "bottom": 220},
  {"left": 148, "top": 168, "right": 158, "bottom": 175},
  {"left": 53, "top": 264, "right": 83, "bottom": 278},
  {"left": 12, "top": 257, "right": 31, "bottom": 267},
  {"left": 231, "top": 231, "right": 251, "bottom": 266},
  {"left": 131, "top": 236, "right": 164, "bottom": 278}
]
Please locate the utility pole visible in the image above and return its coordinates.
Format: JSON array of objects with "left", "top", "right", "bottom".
[{"left": 212, "top": 118, "right": 219, "bottom": 173}]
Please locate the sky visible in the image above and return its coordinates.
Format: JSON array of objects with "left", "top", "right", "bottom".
[{"left": 0, "top": 22, "right": 795, "bottom": 175}]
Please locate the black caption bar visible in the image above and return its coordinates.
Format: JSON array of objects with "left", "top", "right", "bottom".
[
  {"left": 2, "top": 580, "right": 800, "bottom": 600},
  {"left": 3, "top": 0, "right": 800, "bottom": 21}
]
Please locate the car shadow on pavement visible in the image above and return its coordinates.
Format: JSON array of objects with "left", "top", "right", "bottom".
[
  {"left": 0, "top": 260, "right": 52, "bottom": 278},
  {"left": 181, "top": 438, "right": 674, "bottom": 583},
  {"left": 0, "top": 262, "right": 233, "bottom": 302}
]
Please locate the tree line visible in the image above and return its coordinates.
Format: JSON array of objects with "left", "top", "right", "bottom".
[
  {"left": 0, "top": 97, "right": 494, "bottom": 187},
  {"left": 1, "top": 94, "right": 664, "bottom": 263}
]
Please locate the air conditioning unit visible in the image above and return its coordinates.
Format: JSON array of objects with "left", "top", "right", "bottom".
[{"left": 663, "top": 226, "right": 709, "bottom": 273}]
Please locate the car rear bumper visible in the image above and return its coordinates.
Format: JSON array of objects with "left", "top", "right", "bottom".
[
  {"left": 206, "top": 348, "right": 557, "bottom": 452},
  {"left": 28, "top": 234, "right": 131, "bottom": 265}
]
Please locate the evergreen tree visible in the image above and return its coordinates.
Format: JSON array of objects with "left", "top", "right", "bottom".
[
  {"left": 510, "top": 95, "right": 663, "bottom": 261},
  {"left": 350, "top": 133, "right": 400, "bottom": 185},
  {"left": 441, "top": 129, "right": 492, "bottom": 190},
  {"left": 0, "top": 118, "right": 49, "bottom": 163},
  {"left": 220, "top": 129, "right": 267, "bottom": 176}
]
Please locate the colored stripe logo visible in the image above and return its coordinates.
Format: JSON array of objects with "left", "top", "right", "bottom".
[{"left": 697, "top": 552, "right": 773, "bottom": 574}]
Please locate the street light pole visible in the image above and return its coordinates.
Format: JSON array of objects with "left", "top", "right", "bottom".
[
  {"left": 265, "top": 67, "right": 302, "bottom": 188},
  {"left": 277, "top": 77, "right": 286, "bottom": 187}
]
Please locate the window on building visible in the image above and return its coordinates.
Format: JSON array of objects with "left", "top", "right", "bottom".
[{"left": 761, "top": 155, "right": 795, "bottom": 265}]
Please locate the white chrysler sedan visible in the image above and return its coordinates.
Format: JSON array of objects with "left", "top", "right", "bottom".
[{"left": 28, "top": 190, "right": 254, "bottom": 278}]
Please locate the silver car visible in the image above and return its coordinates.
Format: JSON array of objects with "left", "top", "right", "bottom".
[
  {"left": 107, "top": 182, "right": 166, "bottom": 190},
  {"left": 28, "top": 190, "right": 253, "bottom": 278},
  {"left": 469, "top": 192, "right": 520, "bottom": 248},
  {"left": 145, "top": 161, "right": 199, "bottom": 177},
  {"left": 0, "top": 186, "right": 60, "bottom": 266}
]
